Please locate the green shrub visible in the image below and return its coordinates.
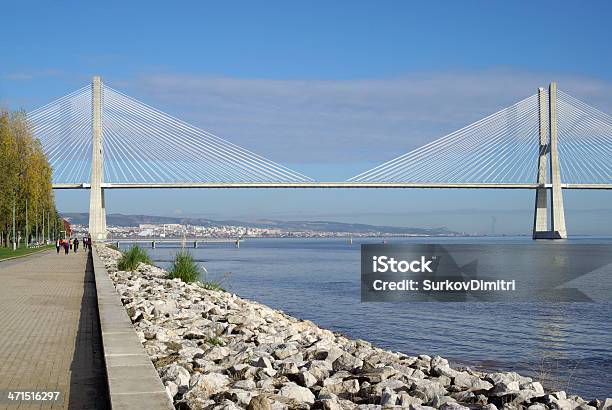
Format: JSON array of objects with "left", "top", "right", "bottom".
[
  {"left": 198, "top": 281, "right": 226, "bottom": 292},
  {"left": 206, "top": 336, "right": 224, "bottom": 346},
  {"left": 199, "top": 270, "right": 230, "bottom": 292},
  {"left": 117, "top": 246, "right": 152, "bottom": 271},
  {"left": 168, "top": 250, "right": 200, "bottom": 283}
]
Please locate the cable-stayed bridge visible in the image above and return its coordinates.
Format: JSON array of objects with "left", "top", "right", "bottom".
[{"left": 28, "top": 77, "right": 611, "bottom": 240}]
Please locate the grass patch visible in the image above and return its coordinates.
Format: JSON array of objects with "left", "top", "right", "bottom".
[
  {"left": 206, "top": 336, "right": 224, "bottom": 346},
  {"left": 0, "top": 244, "right": 54, "bottom": 261},
  {"left": 198, "top": 281, "right": 226, "bottom": 292},
  {"left": 168, "top": 250, "right": 200, "bottom": 283},
  {"left": 117, "top": 246, "right": 152, "bottom": 271}
]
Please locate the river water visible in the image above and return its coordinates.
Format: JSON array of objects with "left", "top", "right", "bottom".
[{"left": 130, "top": 237, "right": 612, "bottom": 399}]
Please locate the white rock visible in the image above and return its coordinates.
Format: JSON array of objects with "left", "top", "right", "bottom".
[
  {"left": 278, "top": 383, "right": 316, "bottom": 405},
  {"left": 185, "top": 372, "right": 229, "bottom": 399},
  {"left": 411, "top": 379, "right": 448, "bottom": 402},
  {"left": 298, "top": 370, "right": 318, "bottom": 388},
  {"left": 213, "top": 399, "right": 242, "bottom": 410},
  {"left": 179, "top": 346, "right": 205, "bottom": 360},
  {"left": 226, "top": 389, "right": 255, "bottom": 406},
  {"left": 151, "top": 299, "right": 177, "bottom": 315},
  {"left": 486, "top": 372, "right": 531, "bottom": 386},
  {"left": 332, "top": 353, "right": 363, "bottom": 371},
  {"left": 399, "top": 393, "right": 423, "bottom": 406},
  {"left": 206, "top": 346, "right": 230, "bottom": 361},
  {"left": 453, "top": 372, "right": 493, "bottom": 391},
  {"left": 598, "top": 398, "right": 612, "bottom": 410},
  {"left": 320, "top": 399, "right": 343, "bottom": 410},
  {"left": 155, "top": 329, "right": 172, "bottom": 342},
  {"left": 380, "top": 387, "right": 398, "bottom": 407},
  {"left": 278, "top": 361, "right": 299, "bottom": 375},
  {"left": 273, "top": 344, "right": 299, "bottom": 360},
  {"left": 439, "top": 403, "right": 470, "bottom": 410},
  {"left": 491, "top": 380, "right": 520, "bottom": 396},
  {"left": 252, "top": 356, "right": 273, "bottom": 369},
  {"left": 162, "top": 364, "right": 190, "bottom": 392},
  {"left": 164, "top": 381, "right": 178, "bottom": 399},
  {"left": 553, "top": 399, "right": 580, "bottom": 410},
  {"left": 234, "top": 379, "right": 257, "bottom": 390},
  {"left": 184, "top": 327, "right": 206, "bottom": 339},
  {"left": 324, "top": 379, "right": 360, "bottom": 395},
  {"left": 521, "top": 381, "right": 545, "bottom": 395}
]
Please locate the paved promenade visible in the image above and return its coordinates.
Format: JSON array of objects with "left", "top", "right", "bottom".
[{"left": 0, "top": 249, "right": 108, "bottom": 409}]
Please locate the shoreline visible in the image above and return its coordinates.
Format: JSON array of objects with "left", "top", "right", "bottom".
[{"left": 95, "top": 244, "right": 609, "bottom": 410}]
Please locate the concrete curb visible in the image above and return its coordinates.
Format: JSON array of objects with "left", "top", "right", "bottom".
[{"left": 92, "top": 247, "right": 174, "bottom": 410}]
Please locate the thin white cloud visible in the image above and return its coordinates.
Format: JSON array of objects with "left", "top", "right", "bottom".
[
  {"left": 49, "top": 68, "right": 612, "bottom": 167},
  {"left": 0, "top": 69, "right": 63, "bottom": 81}
]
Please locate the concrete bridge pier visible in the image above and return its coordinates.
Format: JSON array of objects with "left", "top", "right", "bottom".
[
  {"left": 89, "top": 76, "right": 108, "bottom": 241},
  {"left": 533, "top": 82, "right": 568, "bottom": 239}
]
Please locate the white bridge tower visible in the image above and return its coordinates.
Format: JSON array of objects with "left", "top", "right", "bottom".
[
  {"left": 533, "top": 82, "right": 567, "bottom": 239},
  {"left": 88, "top": 76, "right": 107, "bottom": 241}
]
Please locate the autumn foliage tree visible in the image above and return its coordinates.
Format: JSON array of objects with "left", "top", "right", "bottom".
[{"left": 0, "top": 109, "right": 58, "bottom": 247}]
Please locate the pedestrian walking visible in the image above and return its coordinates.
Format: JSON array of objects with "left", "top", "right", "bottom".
[
  {"left": 63, "top": 240, "right": 69, "bottom": 255},
  {"left": 73, "top": 237, "right": 79, "bottom": 253},
  {"left": 56, "top": 238, "right": 61, "bottom": 254}
]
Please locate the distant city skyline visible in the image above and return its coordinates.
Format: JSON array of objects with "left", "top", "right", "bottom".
[{"left": 1, "top": 1, "right": 611, "bottom": 234}]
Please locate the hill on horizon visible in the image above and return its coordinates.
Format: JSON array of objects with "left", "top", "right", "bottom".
[{"left": 61, "top": 212, "right": 458, "bottom": 235}]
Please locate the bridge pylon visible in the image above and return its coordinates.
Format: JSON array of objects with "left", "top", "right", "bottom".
[
  {"left": 533, "top": 82, "right": 567, "bottom": 239},
  {"left": 88, "top": 76, "right": 107, "bottom": 241}
]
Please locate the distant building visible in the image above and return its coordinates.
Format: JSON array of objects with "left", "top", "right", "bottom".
[
  {"left": 139, "top": 224, "right": 157, "bottom": 230},
  {"left": 164, "top": 224, "right": 183, "bottom": 229}
]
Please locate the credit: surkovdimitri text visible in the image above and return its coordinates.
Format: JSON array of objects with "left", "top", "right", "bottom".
[{"left": 371, "top": 279, "right": 516, "bottom": 292}]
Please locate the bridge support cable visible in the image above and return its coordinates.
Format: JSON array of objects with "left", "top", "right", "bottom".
[
  {"left": 348, "top": 94, "right": 541, "bottom": 184},
  {"left": 27, "top": 80, "right": 314, "bottom": 185},
  {"left": 557, "top": 91, "right": 612, "bottom": 185},
  {"left": 27, "top": 86, "right": 93, "bottom": 183},
  {"left": 100, "top": 85, "right": 313, "bottom": 184}
]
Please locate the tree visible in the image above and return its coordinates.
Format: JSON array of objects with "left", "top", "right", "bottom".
[{"left": 0, "top": 108, "right": 58, "bottom": 248}]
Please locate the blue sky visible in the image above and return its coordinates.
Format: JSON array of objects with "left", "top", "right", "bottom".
[{"left": 1, "top": 1, "right": 611, "bottom": 234}]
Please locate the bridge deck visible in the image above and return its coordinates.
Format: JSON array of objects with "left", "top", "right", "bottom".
[
  {"left": 52, "top": 182, "right": 612, "bottom": 189},
  {"left": 0, "top": 250, "right": 108, "bottom": 409}
]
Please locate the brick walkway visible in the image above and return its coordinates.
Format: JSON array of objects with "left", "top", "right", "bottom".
[{"left": 0, "top": 249, "right": 108, "bottom": 409}]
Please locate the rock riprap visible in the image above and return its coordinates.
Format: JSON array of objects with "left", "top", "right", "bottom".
[{"left": 95, "top": 245, "right": 609, "bottom": 410}]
